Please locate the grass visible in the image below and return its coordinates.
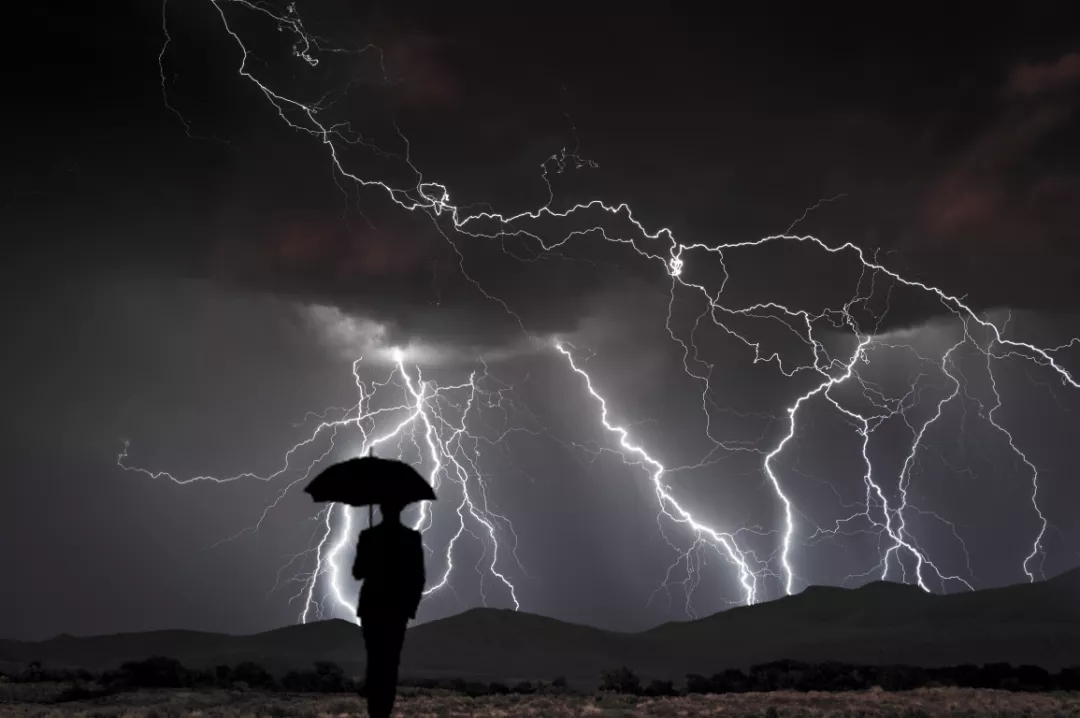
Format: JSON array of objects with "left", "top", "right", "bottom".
[{"left": 3, "top": 686, "right": 1080, "bottom": 717}]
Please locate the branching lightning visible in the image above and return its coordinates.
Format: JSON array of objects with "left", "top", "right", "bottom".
[
  {"left": 122, "top": 0, "right": 1079, "bottom": 622},
  {"left": 121, "top": 352, "right": 529, "bottom": 622}
]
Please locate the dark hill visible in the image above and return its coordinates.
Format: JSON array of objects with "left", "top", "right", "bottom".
[
  {"left": 644, "top": 569, "right": 1080, "bottom": 675},
  {"left": 3, "top": 569, "right": 1079, "bottom": 685}
]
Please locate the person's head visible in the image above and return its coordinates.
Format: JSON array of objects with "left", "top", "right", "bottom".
[{"left": 380, "top": 501, "right": 405, "bottom": 524}]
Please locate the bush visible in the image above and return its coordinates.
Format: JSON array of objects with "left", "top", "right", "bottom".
[
  {"left": 749, "top": 660, "right": 810, "bottom": 691},
  {"left": 937, "top": 664, "right": 980, "bottom": 688},
  {"left": 117, "top": 656, "right": 190, "bottom": 688},
  {"left": 215, "top": 665, "right": 233, "bottom": 688},
  {"left": 463, "top": 681, "right": 489, "bottom": 697},
  {"left": 281, "top": 670, "right": 318, "bottom": 692},
  {"left": 676, "top": 660, "right": 1080, "bottom": 694},
  {"left": 14, "top": 662, "right": 98, "bottom": 684},
  {"left": 1057, "top": 666, "right": 1080, "bottom": 690},
  {"left": 55, "top": 683, "right": 117, "bottom": 702},
  {"left": 600, "top": 666, "right": 641, "bottom": 695},
  {"left": 643, "top": 679, "right": 677, "bottom": 696},
  {"left": 685, "top": 673, "right": 711, "bottom": 694},
  {"left": 312, "top": 661, "right": 345, "bottom": 692},
  {"left": 1016, "top": 664, "right": 1051, "bottom": 691},
  {"left": 19, "top": 653, "right": 1080, "bottom": 698},
  {"left": 713, "top": 669, "right": 751, "bottom": 693},
  {"left": 796, "top": 662, "right": 868, "bottom": 692},
  {"left": 231, "top": 661, "right": 275, "bottom": 690},
  {"left": 978, "top": 662, "right": 1014, "bottom": 689}
]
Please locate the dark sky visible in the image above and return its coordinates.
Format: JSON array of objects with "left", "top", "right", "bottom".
[{"left": 2, "top": 1, "right": 1080, "bottom": 640}]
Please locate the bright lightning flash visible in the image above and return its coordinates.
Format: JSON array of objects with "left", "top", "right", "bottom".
[
  {"left": 121, "top": 352, "right": 530, "bottom": 622},
  {"left": 122, "top": 0, "right": 1080, "bottom": 622}
]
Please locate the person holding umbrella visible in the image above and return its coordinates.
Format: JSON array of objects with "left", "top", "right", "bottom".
[{"left": 305, "top": 455, "right": 434, "bottom": 718}]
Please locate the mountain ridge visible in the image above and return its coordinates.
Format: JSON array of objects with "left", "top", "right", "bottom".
[{"left": 4, "top": 569, "right": 1078, "bottom": 684}]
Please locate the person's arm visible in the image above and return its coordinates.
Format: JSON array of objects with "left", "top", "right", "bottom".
[
  {"left": 351, "top": 531, "right": 368, "bottom": 581},
  {"left": 408, "top": 534, "right": 425, "bottom": 618}
]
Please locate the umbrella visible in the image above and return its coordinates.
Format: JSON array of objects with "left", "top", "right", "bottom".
[{"left": 304, "top": 456, "right": 437, "bottom": 509}]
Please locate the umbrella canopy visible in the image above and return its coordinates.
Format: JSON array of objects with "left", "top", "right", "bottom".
[{"left": 304, "top": 456, "right": 436, "bottom": 507}]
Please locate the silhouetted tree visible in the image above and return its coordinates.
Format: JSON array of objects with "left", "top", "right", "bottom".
[
  {"left": 714, "top": 668, "right": 751, "bottom": 693},
  {"left": 17, "top": 661, "right": 44, "bottom": 683},
  {"left": 312, "top": 661, "right": 345, "bottom": 692},
  {"left": 981, "top": 662, "right": 1015, "bottom": 689},
  {"left": 55, "top": 683, "right": 116, "bottom": 702},
  {"left": 685, "top": 674, "right": 711, "bottom": 694},
  {"left": 878, "top": 665, "right": 928, "bottom": 691},
  {"left": 187, "top": 668, "right": 216, "bottom": 687},
  {"left": 1015, "top": 664, "right": 1051, "bottom": 691},
  {"left": 1056, "top": 666, "right": 1080, "bottom": 690},
  {"left": 231, "top": 661, "right": 275, "bottom": 690},
  {"left": 796, "top": 661, "right": 868, "bottom": 691},
  {"left": 281, "top": 670, "right": 316, "bottom": 692},
  {"left": 600, "top": 666, "right": 641, "bottom": 694},
  {"left": 942, "top": 664, "right": 980, "bottom": 687},
  {"left": 749, "top": 660, "right": 810, "bottom": 691},
  {"left": 118, "top": 656, "right": 189, "bottom": 688},
  {"left": 214, "top": 665, "right": 232, "bottom": 688},
  {"left": 643, "top": 679, "right": 677, "bottom": 696}
]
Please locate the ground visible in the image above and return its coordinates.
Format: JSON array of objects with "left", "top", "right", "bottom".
[{"left": 3, "top": 686, "right": 1080, "bottom": 717}]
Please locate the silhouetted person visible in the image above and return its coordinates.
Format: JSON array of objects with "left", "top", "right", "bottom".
[{"left": 352, "top": 500, "right": 425, "bottom": 718}]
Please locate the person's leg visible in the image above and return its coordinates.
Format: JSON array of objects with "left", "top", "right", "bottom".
[
  {"left": 362, "top": 622, "right": 392, "bottom": 718},
  {"left": 381, "top": 621, "right": 407, "bottom": 715}
]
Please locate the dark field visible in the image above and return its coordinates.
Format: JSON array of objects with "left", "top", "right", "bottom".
[{"left": 4, "top": 686, "right": 1080, "bottom": 717}]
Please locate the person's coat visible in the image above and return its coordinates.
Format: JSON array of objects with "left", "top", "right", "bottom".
[{"left": 352, "top": 523, "right": 425, "bottom": 620}]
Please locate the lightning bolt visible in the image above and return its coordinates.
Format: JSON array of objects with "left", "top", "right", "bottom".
[
  {"left": 121, "top": 352, "right": 529, "bottom": 622},
  {"left": 123, "top": 0, "right": 1079, "bottom": 623}
]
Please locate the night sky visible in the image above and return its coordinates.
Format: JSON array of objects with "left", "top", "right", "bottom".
[{"left": 3, "top": 2, "right": 1080, "bottom": 640}]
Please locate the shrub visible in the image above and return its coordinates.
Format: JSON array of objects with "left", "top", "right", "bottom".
[
  {"left": 877, "top": 665, "right": 927, "bottom": 692},
  {"left": 117, "top": 656, "right": 189, "bottom": 688},
  {"left": 978, "top": 662, "right": 1015, "bottom": 689},
  {"left": 749, "top": 660, "right": 810, "bottom": 691},
  {"left": 796, "top": 662, "right": 868, "bottom": 692},
  {"left": 939, "top": 664, "right": 980, "bottom": 687},
  {"left": 599, "top": 666, "right": 641, "bottom": 695},
  {"left": 215, "top": 665, "right": 233, "bottom": 688},
  {"left": 464, "top": 681, "right": 489, "bottom": 697},
  {"left": 685, "top": 673, "right": 711, "bottom": 694},
  {"left": 643, "top": 679, "right": 677, "bottom": 696},
  {"left": 1056, "top": 666, "right": 1080, "bottom": 690},
  {"left": 281, "top": 670, "right": 318, "bottom": 692},
  {"left": 231, "top": 661, "right": 275, "bottom": 690},
  {"left": 312, "top": 661, "right": 345, "bottom": 692},
  {"left": 55, "top": 683, "right": 117, "bottom": 702},
  {"left": 23, "top": 661, "right": 43, "bottom": 682},
  {"left": 713, "top": 669, "right": 751, "bottom": 693},
  {"left": 1016, "top": 664, "right": 1051, "bottom": 691}
]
